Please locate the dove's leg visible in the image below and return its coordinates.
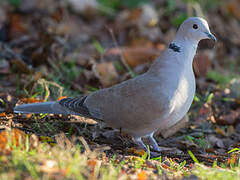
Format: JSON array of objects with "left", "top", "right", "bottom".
[
  {"left": 134, "top": 137, "right": 147, "bottom": 151},
  {"left": 148, "top": 132, "right": 161, "bottom": 152},
  {"left": 133, "top": 137, "right": 160, "bottom": 157},
  {"left": 134, "top": 137, "right": 159, "bottom": 158}
]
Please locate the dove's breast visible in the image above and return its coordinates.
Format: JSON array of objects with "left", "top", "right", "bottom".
[{"left": 158, "top": 64, "right": 196, "bottom": 130}]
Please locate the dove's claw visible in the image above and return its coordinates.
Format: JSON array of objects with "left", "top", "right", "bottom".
[
  {"left": 134, "top": 137, "right": 148, "bottom": 152},
  {"left": 148, "top": 133, "right": 161, "bottom": 152}
]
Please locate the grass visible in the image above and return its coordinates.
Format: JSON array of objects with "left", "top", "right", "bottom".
[{"left": 0, "top": 131, "right": 239, "bottom": 180}]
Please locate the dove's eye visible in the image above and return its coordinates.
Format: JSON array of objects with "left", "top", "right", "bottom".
[{"left": 193, "top": 24, "right": 198, "bottom": 29}]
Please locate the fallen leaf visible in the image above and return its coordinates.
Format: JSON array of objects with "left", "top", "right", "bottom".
[
  {"left": 215, "top": 109, "right": 240, "bottom": 125},
  {"left": 8, "top": 13, "right": 28, "bottom": 40},
  {"left": 193, "top": 50, "right": 212, "bottom": 77},
  {"left": 227, "top": 0, "right": 240, "bottom": 20},
  {"left": 21, "top": 97, "right": 44, "bottom": 104},
  {"left": 88, "top": 159, "right": 97, "bottom": 168},
  {"left": 0, "top": 112, "right": 6, "bottom": 117},
  {"left": 199, "top": 103, "right": 212, "bottom": 116},
  {"left": 11, "top": 59, "right": 31, "bottom": 74},
  {"left": 39, "top": 136, "right": 55, "bottom": 144},
  {"left": 0, "top": 129, "right": 27, "bottom": 152},
  {"left": 137, "top": 170, "right": 147, "bottom": 180},
  {"left": 227, "top": 154, "right": 239, "bottom": 165},
  {"left": 94, "top": 62, "right": 119, "bottom": 87},
  {"left": 227, "top": 125, "right": 235, "bottom": 136},
  {"left": 215, "top": 127, "right": 226, "bottom": 136},
  {"left": 161, "top": 163, "right": 170, "bottom": 170},
  {"left": 127, "top": 147, "right": 145, "bottom": 156},
  {"left": 106, "top": 47, "right": 161, "bottom": 68}
]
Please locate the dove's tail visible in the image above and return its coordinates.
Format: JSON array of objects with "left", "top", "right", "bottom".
[
  {"left": 14, "top": 101, "right": 79, "bottom": 115},
  {"left": 14, "top": 97, "right": 102, "bottom": 121}
]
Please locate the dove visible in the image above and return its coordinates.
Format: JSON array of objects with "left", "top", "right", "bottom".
[{"left": 14, "top": 17, "right": 216, "bottom": 153}]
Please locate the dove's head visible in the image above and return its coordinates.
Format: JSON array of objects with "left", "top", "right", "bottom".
[{"left": 176, "top": 17, "right": 216, "bottom": 43}]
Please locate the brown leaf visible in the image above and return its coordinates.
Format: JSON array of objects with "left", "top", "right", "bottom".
[
  {"left": 11, "top": 59, "right": 31, "bottom": 74},
  {"left": 137, "top": 170, "right": 147, "bottom": 180},
  {"left": 227, "top": 0, "right": 240, "bottom": 20},
  {"left": 127, "top": 147, "right": 145, "bottom": 156},
  {"left": 8, "top": 13, "right": 28, "bottom": 40},
  {"left": 199, "top": 103, "right": 212, "bottom": 116},
  {"left": 0, "top": 129, "right": 27, "bottom": 153},
  {"left": 227, "top": 154, "right": 239, "bottom": 165},
  {"left": 215, "top": 109, "right": 240, "bottom": 125},
  {"left": 193, "top": 50, "right": 212, "bottom": 77},
  {"left": 215, "top": 127, "right": 226, "bottom": 136},
  {"left": 106, "top": 47, "right": 161, "bottom": 68},
  {"left": 94, "top": 62, "right": 119, "bottom": 87},
  {"left": 21, "top": 97, "right": 44, "bottom": 104},
  {"left": 0, "top": 112, "right": 6, "bottom": 117},
  {"left": 88, "top": 159, "right": 97, "bottom": 168}
]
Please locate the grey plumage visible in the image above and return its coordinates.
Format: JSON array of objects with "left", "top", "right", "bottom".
[{"left": 14, "top": 17, "right": 216, "bottom": 153}]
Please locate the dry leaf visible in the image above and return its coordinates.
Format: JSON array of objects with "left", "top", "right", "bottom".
[
  {"left": 11, "top": 59, "right": 31, "bottom": 74},
  {"left": 0, "top": 129, "right": 27, "bottom": 152},
  {"left": 127, "top": 147, "right": 145, "bottom": 156},
  {"left": 137, "top": 170, "right": 147, "bottom": 180},
  {"left": 21, "top": 97, "right": 44, "bottom": 104},
  {"left": 88, "top": 159, "right": 97, "bottom": 168},
  {"left": 215, "top": 109, "right": 240, "bottom": 125},
  {"left": 193, "top": 50, "right": 212, "bottom": 77},
  {"left": 94, "top": 62, "right": 119, "bottom": 87},
  {"left": 0, "top": 112, "right": 6, "bottom": 117},
  {"left": 227, "top": 0, "right": 240, "bottom": 20},
  {"left": 106, "top": 47, "right": 161, "bottom": 68},
  {"left": 215, "top": 127, "right": 226, "bottom": 136}
]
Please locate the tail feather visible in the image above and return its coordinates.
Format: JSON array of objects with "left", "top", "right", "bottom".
[
  {"left": 14, "top": 101, "right": 79, "bottom": 115},
  {"left": 14, "top": 97, "right": 103, "bottom": 121}
]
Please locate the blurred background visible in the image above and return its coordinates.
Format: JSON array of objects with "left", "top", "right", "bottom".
[
  {"left": 0, "top": 0, "right": 238, "bottom": 90},
  {"left": 1, "top": 0, "right": 240, "bottom": 129}
]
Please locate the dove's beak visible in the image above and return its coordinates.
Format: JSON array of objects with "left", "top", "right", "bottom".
[{"left": 205, "top": 32, "right": 217, "bottom": 42}]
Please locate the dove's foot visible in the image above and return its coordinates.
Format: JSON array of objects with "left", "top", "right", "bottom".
[
  {"left": 134, "top": 137, "right": 148, "bottom": 152},
  {"left": 133, "top": 137, "right": 161, "bottom": 158},
  {"left": 148, "top": 133, "right": 161, "bottom": 152}
]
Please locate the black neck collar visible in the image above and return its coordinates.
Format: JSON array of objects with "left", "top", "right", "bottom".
[{"left": 169, "top": 43, "right": 181, "bottom": 52}]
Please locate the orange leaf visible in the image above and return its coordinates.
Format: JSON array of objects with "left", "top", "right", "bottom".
[
  {"left": 137, "top": 170, "right": 147, "bottom": 180},
  {"left": 199, "top": 103, "right": 211, "bottom": 116},
  {"left": 21, "top": 98, "right": 44, "bottom": 103},
  {"left": 161, "top": 164, "right": 170, "bottom": 170},
  {"left": 215, "top": 127, "right": 225, "bottom": 136},
  {"left": 127, "top": 148, "right": 146, "bottom": 156},
  {"left": 88, "top": 159, "right": 97, "bottom": 168},
  {"left": 0, "top": 129, "right": 27, "bottom": 151},
  {"left": 0, "top": 112, "right": 6, "bottom": 117}
]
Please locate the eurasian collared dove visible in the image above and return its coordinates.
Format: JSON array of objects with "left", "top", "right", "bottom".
[{"left": 14, "top": 17, "right": 216, "bottom": 153}]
